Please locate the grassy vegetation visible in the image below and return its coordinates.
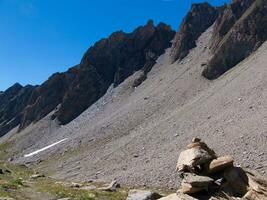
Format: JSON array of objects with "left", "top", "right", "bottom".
[
  {"left": 0, "top": 141, "right": 13, "bottom": 160},
  {"left": 0, "top": 161, "right": 127, "bottom": 200}
]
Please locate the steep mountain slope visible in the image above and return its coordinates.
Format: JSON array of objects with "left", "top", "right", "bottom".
[
  {"left": 0, "top": 0, "right": 266, "bottom": 189},
  {"left": 0, "top": 21, "right": 175, "bottom": 136},
  {"left": 203, "top": 0, "right": 267, "bottom": 79},
  {"left": 3, "top": 25, "right": 266, "bottom": 188},
  {"left": 170, "top": 2, "right": 219, "bottom": 61}
]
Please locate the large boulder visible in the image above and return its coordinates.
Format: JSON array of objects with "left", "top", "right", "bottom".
[{"left": 176, "top": 139, "right": 216, "bottom": 172}]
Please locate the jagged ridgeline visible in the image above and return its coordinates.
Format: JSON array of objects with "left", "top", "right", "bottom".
[
  {"left": 0, "top": 21, "right": 175, "bottom": 136},
  {"left": 1, "top": 0, "right": 267, "bottom": 138}
]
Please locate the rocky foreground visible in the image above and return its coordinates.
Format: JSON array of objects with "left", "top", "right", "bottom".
[
  {"left": 1, "top": 138, "right": 266, "bottom": 200},
  {"left": 126, "top": 138, "right": 267, "bottom": 200}
]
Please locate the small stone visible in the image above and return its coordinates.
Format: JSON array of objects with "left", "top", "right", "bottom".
[
  {"left": 30, "top": 173, "right": 45, "bottom": 179},
  {"left": 192, "top": 138, "right": 201, "bottom": 143},
  {"left": 71, "top": 182, "right": 82, "bottom": 188},
  {"left": 208, "top": 155, "right": 234, "bottom": 173}
]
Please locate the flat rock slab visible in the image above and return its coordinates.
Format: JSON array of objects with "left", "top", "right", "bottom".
[
  {"left": 208, "top": 156, "right": 234, "bottom": 173},
  {"left": 126, "top": 189, "right": 163, "bottom": 200},
  {"left": 183, "top": 173, "right": 214, "bottom": 187}
]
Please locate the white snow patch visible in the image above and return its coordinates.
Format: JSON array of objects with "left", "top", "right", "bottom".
[{"left": 24, "top": 138, "right": 68, "bottom": 157}]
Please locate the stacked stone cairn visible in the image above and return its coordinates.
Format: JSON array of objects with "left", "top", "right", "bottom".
[{"left": 160, "top": 138, "right": 267, "bottom": 200}]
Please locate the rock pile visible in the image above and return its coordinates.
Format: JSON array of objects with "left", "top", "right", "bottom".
[
  {"left": 162, "top": 138, "right": 267, "bottom": 200},
  {"left": 125, "top": 138, "right": 266, "bottom": 199}
]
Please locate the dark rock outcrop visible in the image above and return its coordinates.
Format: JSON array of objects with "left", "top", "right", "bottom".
[
  {"left": 19, "top": 67, "right": 78, "bottom": 130},
  {"left": 56, "top": 21, "right": 175, "bottom": 124},
  {"left": 0, "top": 21, "right": 175, "bottom": 136},
  {"left": 170, "top": 2, "right": 218, "bottom": 62},
  {"left": 0, "top": 83, "right": 36, "bottom": 136},
  {"left": 203, "top": 0, "right": 267, "bottom": 79},
  {"left": 210, "top": 0, "right": 255, "bottom": 51}
]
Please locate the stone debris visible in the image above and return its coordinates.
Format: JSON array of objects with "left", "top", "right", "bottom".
[
  {"left": 99, "top": 180, "right": 120, "bottom": 192},
  {"left": 125, "top": 138, "right": 267, "bottom": 199},
  {"left": 30, "top": 173, "right": 45, "bottom": 179},
  {"left": 70, "top": 182, "right": 82, "bottom": 188},
  {"left": 173, "top": 138, "right": 267, "bottom": 200},
  {"left": 126, "top": 189, "right": 163, "bottom": 200}
]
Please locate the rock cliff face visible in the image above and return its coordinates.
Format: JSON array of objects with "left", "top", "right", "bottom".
[
  {"left": 170, "top": 2, "right": 218, "bottom": 62},
  {"left": 170, "top": 0, "right": 267, "bottom": 80},
  {"left": 203, "top": 0, "right": 267, "bottom": 79},
  {"left": 0, "top": 83, "right": 36, "bottom": 136},
  {"left": 19, "top": 67, "right": 78, "bottom": 130},
  {"left": 2, "top": 0, "right": 267, "bottom": 137},
  {"left": 56, "top": 21, "right": 175, "bottom": 124},
  {"left": 210, "top": 0, "right": 255, "bottom": 51},
  {"left": 0, "top": 21, "right": 175, "bottom": 135}
]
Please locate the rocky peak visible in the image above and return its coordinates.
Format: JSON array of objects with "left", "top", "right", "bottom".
[
  {"left": 170, "top": 2, "right": 218, "bottom": 62},
  {"left": 211, "top": 0, "right": 255, "bottom": 50},
  {"left": 0, "top": 21, "right": 175, "bottom": 136},
  {"left": 0, "top": 84, "right": 36, "bottom": 137},
  {"left": 203, "top": 0, "right": 267, "bottom": 79},
  {"left": 56, "top": 21, "right": 175, "bottom": 125}
]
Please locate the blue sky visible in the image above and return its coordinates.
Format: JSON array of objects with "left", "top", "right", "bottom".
[{"left": 0, "top": 0, "right": 230, "bottom": 91}]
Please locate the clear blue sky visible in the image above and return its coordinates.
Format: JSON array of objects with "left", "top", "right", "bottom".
[{"left": 0, "top": 0, "right": 230, "bottom": 91}]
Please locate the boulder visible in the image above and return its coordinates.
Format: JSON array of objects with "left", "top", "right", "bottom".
[
  {"left": 126, "top": 189, "right": 163, "bottom": 200},
  {"left": 30, "top": 173, "right": 45, "bottom": 179},
  {"left": 208, "top": 156, "right": 234, "bottom": 173},
  {"left": 158, "top": 193, "right": 197, "bottom": 200},
  {"left": 99, "top": 180, "right": 120, "bottom": 192},
  {"left": 70, "top": 182, "right": 82, "bottom": 188},
  {"left": 223, "top": 167, "right": 249, "bottom": 196},
  {"left": 176, "top": 146, "right": 215, "bottom": 172}
]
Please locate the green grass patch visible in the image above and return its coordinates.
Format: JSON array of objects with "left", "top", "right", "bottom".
[{"left": 35, "top": 179, "right": 128, "bottom": 200}]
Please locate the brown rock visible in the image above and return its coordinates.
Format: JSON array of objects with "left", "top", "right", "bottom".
[
  {"left": 158, "top": 193, "right": 197, "bottom": 200},
  {"left": 208, "top": 155, "right": 234, "bottom": 173},
  {"left": 180, "top": 182, "right": 204, "bottom": 194},
  {"left": 176, "top": 146, "right": 215, "bottom": 172}
]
